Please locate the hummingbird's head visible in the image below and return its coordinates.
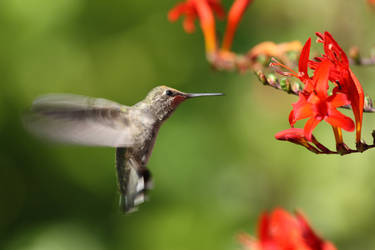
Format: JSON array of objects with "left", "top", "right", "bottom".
[{"left": 144, "top": 85, "right": 223, "bottom": 121}]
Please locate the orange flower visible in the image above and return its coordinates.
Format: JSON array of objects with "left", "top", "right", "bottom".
[
  {"left": 168, "top": 0, "right": 225, "bottom": 53},
  {"left": 169, "top": 0, "right": 254, "bottom": 55},
  {"left": 249, "top": 41, "right": 302, "bottom": 64},
  {"left": 239, "top": 208, "right": 337, "bottom": 250},
  {"left": 222, "top": 0, "right": 253, "bottom": 51}
]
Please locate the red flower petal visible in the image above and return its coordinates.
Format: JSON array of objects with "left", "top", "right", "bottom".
[
  {"left": 168, "top": 0, "right": 218, "bottom": 52},
  {"left": 208, "top": 0, "right": 226, "bottom": 19},
  {"left": 183, "top": 15, "right": 196, "bottom": 33},
  {"left": 327, "top": 92, "right": 350, "bottom": 108},
  {"left": 325, "top": 109, "right": 355, "bottom": 132},
  {"left": 312, "top": 60, "right": 331, "bottom": 99},
  {"left": 291, "top": 94, "right": 313, "bottom": 124},
  {"left": 322, "top": 31, "right": 349, "bottom": 67},
  {"left": 258, "top": 213, "right": 271, "bottom": 243},
  {"left": 296, "top": 211, "right": 337, "bottom": 250},
  {"left": 349, "top": 68, "right": 364, "bottom": 141},
  {"left": 304, "top": 117, "right": 321, "bottom": 141},
  {"left": 275, "top": 128, "right": 305, "bottom": 141},
  {"left": 222, "top": 0, "right": 252, "bottom": 51},
  {"left": 168, "top": 2, "right": 188, "bottom": 21},
  {"left": 239, "top": 208, "right": 337, "bottom": 250},
  {"left": 298, "top": 38, "right": 311, "bottom": 80},
  {"left": 289, "top": 110, "right": 295, "bottom": 127}
]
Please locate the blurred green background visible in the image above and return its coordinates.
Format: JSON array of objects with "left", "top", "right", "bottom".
[{"left": 1, "top": 0, "right": 375, "bottom": 249}]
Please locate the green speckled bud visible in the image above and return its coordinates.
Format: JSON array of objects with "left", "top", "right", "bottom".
[
  {"left": 256, "top": 71, "right": 267, "bottom": 85},
  {"left": 267, "top": 74, "right": 277, "bottom": 85},
  {"left": 291, "top": 81, "right": 303, "bottom": 93},
  {"left": 279, "top": 78, "right": 290, "bottom": 92}
]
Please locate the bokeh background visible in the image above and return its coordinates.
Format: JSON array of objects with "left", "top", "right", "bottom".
[{"left": 1, "top": 0, "right": 375, "bottom": 249}]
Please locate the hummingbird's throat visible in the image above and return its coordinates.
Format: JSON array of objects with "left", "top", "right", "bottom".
[{"left": 172, "top": 95, "right": 187, "bottom": 107}]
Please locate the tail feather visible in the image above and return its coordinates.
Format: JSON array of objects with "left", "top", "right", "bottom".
[{"left": 116, "top": 148, "right": 152, "bottom": 213}]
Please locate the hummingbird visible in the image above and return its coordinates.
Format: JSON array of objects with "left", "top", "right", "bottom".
[{"left": 24, "top": 86, "right": 223, "bottom": 213}]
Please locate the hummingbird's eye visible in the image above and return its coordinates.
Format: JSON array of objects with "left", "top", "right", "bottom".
[{"left": 165, "top": 90, "right": 174, "bottom": 96}]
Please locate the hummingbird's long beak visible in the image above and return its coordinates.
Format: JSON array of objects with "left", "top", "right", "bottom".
[{"left": 185, "top": 92, "right": 224, "bottom": 98}]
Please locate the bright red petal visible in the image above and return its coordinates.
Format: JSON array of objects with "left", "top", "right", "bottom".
[
  {"left": 298, "top": 38, "right": 311, "bottom": 79},
  {"left": 296, "top": 211, "right": 326, "bottom": 250},
  {"left": 323, "top": 242, "right": 338, "bottom": 250},
  {"left": 289, "top": 110, "right": 296, "bottom": 127},
  {"left": 312, "top": 60, "right": 331, "bottom": 99},
  {"left": 183, "top": 15, "right": 196, "bottom": 33},
  {"left": 291, "top": 93, "right": 313, "bottom": 124},
  {"left": 208, "top": 0, "right": 226, "bottom": 19},
  {"left": 269, "top": 209, "right": 306, "bottom": 249},
  {"left": 304, "top": 117, "right": 321, "bottom": 141},
  {"left": 242, "top": 208, "right": 338, "bottom": 250},
  {"left": 222, "top": 0, "right": 252, "bottom": 51},
  {"left": 293, "top": 103, "right": 313, "bottom": 123},
  {"left": 275, "top": 128, "right": 305, "bottom": 141},
  {"left": 168, "top": 2, "right": 187, "bottom": 21},
  {"left": 325, "top": 109, "right": 355, "bottom": 132},
  {"left": 258, "top": 213, "right": 271, "bottom": 242},
  {"left": 349, "top": 68, "right": 364, "bottom": 140},
  {"left": 323, "top": 31, "right": 349, "bottom": 67},
  {"left": 327, "top": 93, "right": 350, "bottom": 108}
]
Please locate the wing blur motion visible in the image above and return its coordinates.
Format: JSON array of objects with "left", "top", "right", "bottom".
[{"left": 24, "top": 94, "right": 135, "bottom": 147}]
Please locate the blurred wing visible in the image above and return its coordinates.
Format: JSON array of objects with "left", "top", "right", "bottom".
[
  {"left": 116, "top": 148, "right": 152, "bottom": 213},
  {"left": 24, "top": 94, "right": 135, "bottom": 147}
]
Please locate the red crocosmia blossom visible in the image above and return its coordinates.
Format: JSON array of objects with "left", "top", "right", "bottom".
[
  {"left": 289, "top": 60, "right": 354, "bottom": 141},
  {"left": 368, "top": 0, "right": 375, "bottom": 7},
  {"left": 312, "top": 32, "right": 364, "bottom": 143},
  {"left": 238, "top": 208, "right": 337, "bottom": 250},
  {"left": 222, "top": 0, "right": 253, "bottom": 51},
  {"left": 168, "top": 0, "right": 225, "bottom": 53},
  {"left": 273, "top": 32, "right": 364, "bottom": 153}
]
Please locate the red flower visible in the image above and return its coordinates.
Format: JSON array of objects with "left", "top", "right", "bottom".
[
  {"left": 222, "top": 0, "right": 253, "bottom": 51},
  {"left": 289, "top": 60, "right": 354, "bottom": 141},
  {"left": 272, "top": 32, "right": 364, "bottom": 153},
  {"left": 238, "top": 208, "right": 337, "bottom": 250},
  {"left": 313, "top": 32, "right": 364, "bottom": 143},
  {"left": 168, "top": 0, "right": 225, "bottom": 52},
  {"left": 368, "top": 0, "right": 375, "bottom": 7}
]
